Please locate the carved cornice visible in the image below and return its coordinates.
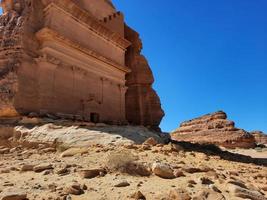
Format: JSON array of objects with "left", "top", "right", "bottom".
[
  {"left": 43, "top": 1, "right": 131, "bottom": 50},
  {"left": 36, "top": 28, "right": 131, "bottom": 73}
]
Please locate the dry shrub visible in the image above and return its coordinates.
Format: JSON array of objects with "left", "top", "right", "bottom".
[{"left": 105, "top": 150, "right": 151, "bottom": 176}]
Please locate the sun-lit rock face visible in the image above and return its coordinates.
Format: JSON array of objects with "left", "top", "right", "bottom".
[
  {"left": 73, "top": 0, "right": 116, "bottom": 20},
  {"left": 171, "top": 111, "right": 256, "bottom": 148},
  {"left": 250, "top": 131, "right": 267, "bottom": 145},
  {"left": 0, "top": 0, "right": 164, "bottom": 130}
]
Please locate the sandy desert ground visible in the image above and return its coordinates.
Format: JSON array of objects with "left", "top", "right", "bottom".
[{"left": 0, "top": 124, "right": 266, "bottom": 200}]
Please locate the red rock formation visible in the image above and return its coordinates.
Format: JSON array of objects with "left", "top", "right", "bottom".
[
  {"left": 171, "top": 111, "right": 256, "bottom": 149},
  {"left": 125, "top": 25, "right": 164, "bottom": 131},
  {"left": 250, "top": 131, "right": 267, "bottom": 145},
  {"left": 0, "top": 0, "right": 164, "bottom": 130}
]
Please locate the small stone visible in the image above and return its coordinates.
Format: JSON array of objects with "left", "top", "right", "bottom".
[
  {"left": 188, "top": 180, "right": 197, "bottom": 185},
  {"left": 64, "top": 184, "right": 84, "bottom": 195},
  {"left": 143, "top": 137, "right": 158, "bottom": 146},
  {"left": 131, "top": 191, "right": 146, "bottom": 200},
  {"left": 152, "top": 162, "right": 175, "bottom": 179},
  {"left": 193, "top": 189, "right": 225, "bottom": 200},
  {"left": 42, "top": 148, "right": 56, "bottom": 153},
  {"left": 114, "top": 181, "right": 130, "bottom": 187},
  {"left": 174, "top": 169, "right": 185, "bottom": 177},
  {"left": 60, "top": 148, "right": 88, "bottom": 158},
  {"left": 168, "top": 188, "right": 191, "bottom": 200},
  {"left": 0, "top": 169, "right": 10, "bottom": 173},
  {"left": 33, "top": 164, "right": 53, "bottom": 172},
  {"left": 126, "top": 162, "right": 151, "bottom": 176},
  {"left": 199, "top": 177, "right": 214, "bottom": 185},
  {"left": 0, "top": 189, "right": 27, "bottom": 200},
  {"left": 20, "top": 164, "right": 34, "bottom": 172},
  {"left": 42, "top": 170, "right": 52, "bottom": 175},
  {"left": 209, "top": 185, "right": 222, "bottom": 193},
  {"left": 79, "top": 169, "right": 105, "bottom": 179},
  {"left": 0, "top": 148, "right": 10, "bottom": 154},
  {"left": 56, "top": 167, "right": 69, "bottom": 176},
  {"left": 227, "top": 184, "right": 266, "bottom": 200}
]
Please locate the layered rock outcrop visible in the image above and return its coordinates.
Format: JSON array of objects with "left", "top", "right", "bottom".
[
  {"left": 171, "top": 111, "right": 256, "bottom": 148},
  {"left": 250, "top": 131, "right": 267, "bottom": 145},
  {"left": 0, "top": 0, "right": 164, "bottom": 130}
]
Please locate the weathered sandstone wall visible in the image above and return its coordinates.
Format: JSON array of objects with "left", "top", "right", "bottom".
[
  {"left": 250, "top": 131, "right": 267, "bottom": 145},
  {"left": 125, "top": 25, "right": 165, "bottom": 131},
  {"left": 0, "top": 0, "right": 164, "bottom": 130}
]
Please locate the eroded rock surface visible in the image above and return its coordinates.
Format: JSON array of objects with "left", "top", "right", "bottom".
[
  {"left": 251, "top": 131, "right": 267, "bottom": 145},
  {"left": 171, "top": 111, "right": 256, "bottom": 148}
]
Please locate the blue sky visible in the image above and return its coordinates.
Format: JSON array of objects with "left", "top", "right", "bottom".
[
  {"left": 1, "top": 2, "right": 266, "bottom": 133},
  {"left": 112, "top": 0, "right": 267, "bottom": 133}
]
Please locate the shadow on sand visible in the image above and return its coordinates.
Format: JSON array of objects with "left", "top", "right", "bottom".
[{"left": 171, "top": 140, "right": 267, "bottom": 167}]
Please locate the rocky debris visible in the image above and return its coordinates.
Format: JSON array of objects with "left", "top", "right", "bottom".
[
  {"left": 131, "top": 191, "right": 146, "bottom": 200},
  {"left": 20, "top": 165, "right": 34, "bottom": 172},
  {"left": 124, "top": 162, "right": 151, "bottom": 177},
  {"left": 33, "top": 164, "right": 53, "bottom": 173},
  {"left": 251, "top": 131, "right": 267, "bottom": 145},
  {"left": 41, "top": 147, "right": 56, "bottom": 153},
  {"left": 56, "top": 167, "right": 70, "bottom": 176},
  {"left": 199, "top": 177, "right": 214, "bottom": 185},
  {"left": 157, "top": 188, "right": 191, "bottom": 200},
  {"left": 171, "top": 111, "right": 256, "bottom": 148},
  {"left": 19, "top": 117, "right": 41, "bottom": 125},
  {"left": 60, "top": 148, "right": 88, "bottom": 158},
  {"left": 0, "top": 189, "right": 27, "bottom": 200},
  {"left": 0, "top": 148, "right": 10, "bottom": 154},
  {"left": 64, "top": 184, "right": 84, "bottom": 195},
  {"left": 79, "top": 169, "right": 106, "bottom": 179},
  {"left": 161, "top": 143, "right": 184, "bottom": 153},
  {"left": 228, "top": 184, "right": 267, "bottom": 200},
  {"left": 114, "top": 181, "right": 130, "bottom": 187},
  {"left": 193, "top": 189, "right": 225, "bottom": 200},
  {"left": 143, "top": 137, "right": 158, "bottom": 146},
  {"left": 183, "top": 166, "right": 211, "bottom": 174},
  {"left": 173, "top": 169, "right": 185, "bottom": 178},
  {"left": 168, "top": 188, "right": 191, "bottom": 200},
  {"left": 151, "top": 162, "right": 175, "bottom": 179}
]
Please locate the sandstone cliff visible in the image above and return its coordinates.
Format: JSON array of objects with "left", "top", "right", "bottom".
[
  {"left": 0, "top": 0, "right": 164, "bottom": 130},
  {"left": 171, "top": 111, "right": 256, "bottom": 148},
  {"left": 125, "top": 25, "right": 165, "bottom": 131}
]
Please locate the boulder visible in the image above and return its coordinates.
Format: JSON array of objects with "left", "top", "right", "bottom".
[{"left": 171, "top": 111, "right": 256, "bottom": 149}]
